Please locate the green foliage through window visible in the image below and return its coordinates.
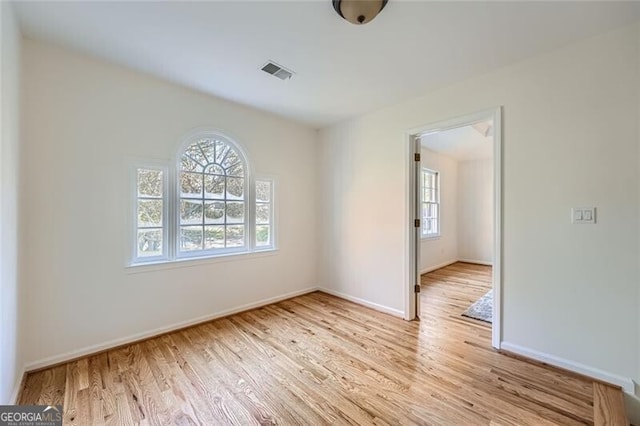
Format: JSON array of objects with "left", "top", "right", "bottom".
[
  {"left": 136, "top": 168, "right": 164, "bottom": 258},
  {"left": 179, "top": 138, "right": 247, "bottom": 252},
  {"left": 133, "top": 134, "right": 276, "bottom": 264}
]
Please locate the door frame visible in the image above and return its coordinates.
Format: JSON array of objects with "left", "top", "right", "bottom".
[{"left": 404, "top": 106, "right": 503, "bottom": 349}]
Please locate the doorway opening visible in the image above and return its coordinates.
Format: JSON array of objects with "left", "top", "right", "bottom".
[{"left": 405, "top": 107, "right": 502, "bottom": 349}]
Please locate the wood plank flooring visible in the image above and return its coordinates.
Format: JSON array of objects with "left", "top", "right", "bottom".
[
  {"left": 19, "top": 262, "right": 596, "bottom": 425},
  {"left": 593, "top": 383, "right": 628, "bottom": 426}
]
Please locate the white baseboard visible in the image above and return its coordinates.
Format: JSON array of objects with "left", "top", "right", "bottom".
[
  {"left": 25, "top": 286, "right": 319, "bottom": 372},
  {"left": 420, "top": 259, "right": 458, "bottom": 275},
  {"left": 318, "top": 287, "right": 404, "bottom": 318},
  {"left": 458, "top": 258, "right": 493, "bottom": 266},
  {"left": 420, "top": 259, "right": 493, "bottom": 275},
  {"left": 9, "top": 364, "right": 25, "bottom": 404},
  {"left": 501, "top": 342, "right": 635, "bottom": 393}
]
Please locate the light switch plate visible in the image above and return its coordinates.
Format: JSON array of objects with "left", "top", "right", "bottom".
[
  {"left": 573, "top": 209, "right": 583, "bottom": 221},
  {"left": 572, "top": 207, "right": 596, "bottom": 224}
]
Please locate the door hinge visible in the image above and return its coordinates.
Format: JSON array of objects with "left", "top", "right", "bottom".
[
  {"left": 414, "top": 153, "right": 421, "bottom": 162},
  {"left": 414, "top": 218, "right": 420, "bottom": 228},
  {"left": 414, "top": 284, "right": 421, "bottom": 293}
]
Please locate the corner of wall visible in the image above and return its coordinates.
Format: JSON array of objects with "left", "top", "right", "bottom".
[
  {"left": 0, "top": 0, "right": 24, "bottom": 405},
  {"left": 316, "top": 126, "right": 331, "bottom": 291},
  {"left": 314, "top": 127, "right": 323, "bottom": 291}
]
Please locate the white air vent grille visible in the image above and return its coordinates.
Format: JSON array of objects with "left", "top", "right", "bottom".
[{"left": 261, "top": 61, "right": 294, "bottom": 80}]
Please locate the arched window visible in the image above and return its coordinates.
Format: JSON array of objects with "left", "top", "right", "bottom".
[
  {"left": 131, "top": 130, "right": 274, "bottom": 265},
  {"left": 178, "top": 136, "right": 247, "bottom": 255}
]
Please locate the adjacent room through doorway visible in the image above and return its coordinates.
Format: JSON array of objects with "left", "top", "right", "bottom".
[{"left": 417, "top": 117, "right": 496, "bottom": 341}]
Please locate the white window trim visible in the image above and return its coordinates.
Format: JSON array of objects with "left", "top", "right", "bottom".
[
  {"left": 254, "top": 177, "right": 276, "bottom": 251},
  {"left": 128, "top": 130, "right": 278, "bottom": 268},
  {"left": 176, "top": 136, "right": 255, "bottom": 259},
  {"left": 126, "top": 248, "right": 279, "bottom": 274},
  {"left": 129, "top": 159, "right": 170, "bottom": 265},
  {"left": 421, "top": 167, "right": 440, "bottom": 240},
  {"left": 175, "top": 131, "right": 252, "bottom": 259}
]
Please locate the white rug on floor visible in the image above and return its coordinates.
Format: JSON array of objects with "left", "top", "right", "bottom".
[{"left": 462, "top": 290, "right": 492, "bottom": 323}]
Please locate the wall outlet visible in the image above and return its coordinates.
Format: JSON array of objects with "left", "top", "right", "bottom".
[{"left": 571, "top": 207, "right": 596, "bottom": 224}]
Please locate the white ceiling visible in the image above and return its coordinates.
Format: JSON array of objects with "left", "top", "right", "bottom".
[
  {"left": 421, "top": 121, "right": 493, "bottom": 161},
  {"left": 13, "top": 1, "right": 640, "bottom": 128}
]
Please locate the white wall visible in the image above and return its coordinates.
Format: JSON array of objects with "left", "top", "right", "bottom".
[
  {"left": 319, "top": 22, "right": 639, "bottom": 388},
  {"left": 420, "top": 147, "right": 458, "bottom": 273},
  {"left": 0, "top": 2, "right": 22, "bottom": 404},
  {"left": 21, "top": 39, "right": 319, "bottom": 367},
  {"left": 457, "top": 158, "right": 493, "bottom": 264}
]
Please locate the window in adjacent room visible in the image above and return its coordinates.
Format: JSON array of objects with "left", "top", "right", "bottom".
[{"left": 421, "top": 168, "right": 440, "bottom": 238}]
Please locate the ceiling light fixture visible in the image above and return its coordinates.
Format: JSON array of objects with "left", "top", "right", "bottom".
[{"left": 333, "top": 0, "right": 388, "bottom": 25}]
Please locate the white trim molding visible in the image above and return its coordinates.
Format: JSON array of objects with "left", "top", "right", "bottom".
[
  {"left": 419, "top": 259, "right": 493, "bottom": 275},
  {"left": 9, "top": 365, "right": 25, "bottom": 404},
  {"left": 319, "top": 288, "right": 404, "bottom": 318},
  {"left": 501, "top": 342, "right": 635, "bottom": 393},
  {"left": 420, "top": 259, "right": 459, "bottom": 275},
  {"left": 25, "top": 287, "right": 319, "bottom": 372},
  {"left": 457, "top": 259, "right": 493, "bottom": 266},
  {"left": 405, "top": 106, "right": 503, "bottom": 349}
]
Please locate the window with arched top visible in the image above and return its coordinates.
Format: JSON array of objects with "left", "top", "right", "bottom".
[
  {"left": 130, "top": 130, "right": 275, "bottom": 265},
  {"left": 178, "top": 136, "right": 247, "bottom": 255}
]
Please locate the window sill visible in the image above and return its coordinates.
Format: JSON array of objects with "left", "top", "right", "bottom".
[
  {"left": 421, "top": 235, "right": 441, "bottom": 241},
  {"left": 126, "top": 248, "right": 279, "bottom": 274}
]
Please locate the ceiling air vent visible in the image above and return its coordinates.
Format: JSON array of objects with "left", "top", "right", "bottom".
[{"left": 261, "top": 61, "right": 294, "bottom": 81}]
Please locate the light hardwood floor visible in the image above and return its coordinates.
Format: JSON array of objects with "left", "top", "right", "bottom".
[{"left": 19, "top": 262, "right": 596, "bottom": 425}]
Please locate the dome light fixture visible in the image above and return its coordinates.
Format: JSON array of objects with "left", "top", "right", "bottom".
[{"left": 333, "top": 0, "right": 389, "bottom": 25}]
